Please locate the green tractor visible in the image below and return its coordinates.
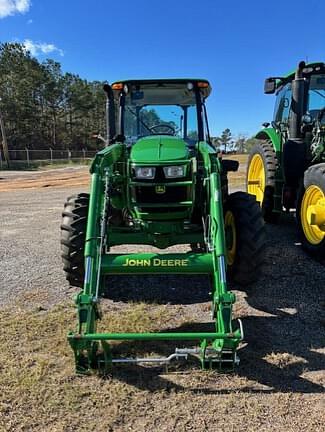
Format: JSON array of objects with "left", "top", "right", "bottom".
[
  {"left": 61, "top": 79, "right": 265, "bottom": 373},
  {"left": 247, "top": 61, "right": 325, "bottom": 259}
]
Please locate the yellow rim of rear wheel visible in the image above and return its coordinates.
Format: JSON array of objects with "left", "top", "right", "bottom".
[
  {"left": 301, "top": 185, "right": 325, "bottom": 245},
  {"left": 247, "top": 154, "right": 265, "bottom": 205},
  {"left": 225, "top": 210, "right": 236, "bottom": 265}
]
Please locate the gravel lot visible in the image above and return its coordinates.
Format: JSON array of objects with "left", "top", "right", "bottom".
[{"left": 0, "top": 167, "right": 324, "bottom": 431}]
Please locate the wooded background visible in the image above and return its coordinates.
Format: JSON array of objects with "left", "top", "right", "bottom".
[{"left": 0, "top": 42, "right": 106, "bottom": 152}]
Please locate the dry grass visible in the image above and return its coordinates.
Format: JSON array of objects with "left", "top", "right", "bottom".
[
  {"left": 0, "top": 292, "right": 324, "bottom": 432},
  {"left": 226, "top": 154, "right": 248, "bottom": 189}
]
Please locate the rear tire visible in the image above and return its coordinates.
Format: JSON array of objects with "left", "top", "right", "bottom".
[
  {"left": 61, "top": 193, "right": 89, "bottom": 287},
  {"left": 296, "top": 163, "right": 325, "bottom": 261},
  {"left": 225, "top": 192, "right": 266, "bottom": 285},
  {"left": 247, "top": 140, "right": 279, "bottom": 223}
]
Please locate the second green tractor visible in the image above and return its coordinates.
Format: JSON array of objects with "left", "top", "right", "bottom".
[{"left": 247, "top": 61, "right": 325, "bottom": 259}]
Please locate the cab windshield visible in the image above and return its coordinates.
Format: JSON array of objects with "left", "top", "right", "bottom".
[
  {"left": 124, "top": 104, "right": 198, "bottom": 145},
  {"left": 119, "top": 82, "right": 201, "bottom": 146},
  {"left": 308, "top": 74, "right": 325, "bottom": 119}
]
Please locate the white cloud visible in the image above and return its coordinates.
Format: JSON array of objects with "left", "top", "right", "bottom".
[
  {"left": 23, "top": 39, "right": 64, "bottom": 57},
  {"left": 0, "top": 0, "right": 31, "bottom": 18},
  {"left": 27, "top": 17, "right": 32, "bottom": 24}
]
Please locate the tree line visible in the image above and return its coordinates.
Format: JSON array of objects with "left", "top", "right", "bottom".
[
  {"left": 0, "top": 42, "right": 258, "bottom": 155},
  {"left": 211, "top": 128, "right": 259, "bottom": 154},
  {"left": 0, "top": 42, "right": 106, "bottom": 152}
]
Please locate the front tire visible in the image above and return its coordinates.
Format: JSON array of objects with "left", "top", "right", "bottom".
[
  {"left": 225, "top": 192, "right": 266, "bottom": 285},
  {"left": 60, "top": 193, "right": 89, "bottom": 287},
  {"left": 296, "top": 163, "right": 325, "bottom": 260},
  {"left": 247, "top": 140, "right": 279, "bottom": 223}
]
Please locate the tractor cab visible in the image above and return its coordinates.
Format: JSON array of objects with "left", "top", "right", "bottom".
[
  {"left": 306, "top": 72, "right": 325, "bottom": 122},
  {"left": 101, "top": 79, "right": 213, "bottom": 226},
  {"left": 264, "top": 62, "right": 325, "bottom": 137},
  {"left": 105, "top": 79, "right": 212, "bottom": 147}
]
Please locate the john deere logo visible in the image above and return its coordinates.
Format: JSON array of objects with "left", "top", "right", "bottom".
[
  {"left": 155, "top": 185, "right": 166, "bottom": 194},
  {"left": 122, "top": 258, "right": 189, "bottom": 267}
]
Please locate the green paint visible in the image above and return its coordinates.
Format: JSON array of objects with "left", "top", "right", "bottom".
[
  {"left": 256, "top": 127, "right": 281, "bottom": 152},
  {"left": 130, "top": 136, "right": 189, "bottom": 162},
  {"left": 68, "top": 331, "right": 240, "bottom": 341},
  {"left": 101, "top": 252, "right": 212, "bottom": 274}
]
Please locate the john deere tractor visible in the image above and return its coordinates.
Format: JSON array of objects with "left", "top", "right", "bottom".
[
  {"left": 61, "top": 79, "right": 265, "bottom": 373},
  {"left": 247, "top": 61, "right": 325, "bottom": 259}
]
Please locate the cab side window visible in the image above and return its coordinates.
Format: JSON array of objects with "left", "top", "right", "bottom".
[{"left": 273, "top": 83, "right": 292, "bottom": 123}]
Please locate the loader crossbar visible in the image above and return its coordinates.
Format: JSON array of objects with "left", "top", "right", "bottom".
[{"left": 69, "top": 331, "right": 241, "bottom": 341}]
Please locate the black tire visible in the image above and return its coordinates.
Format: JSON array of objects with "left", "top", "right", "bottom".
[
  {"left": 296, "top": 163, "right": 325, "bottom": 261},
  {"left": 247, "top": 140, "right": 279, "bottom": 223},
  {"left": 61, "top": 193, "right": 89, "bottom": 287},
  {"left": 225, "top": 192, "right": 266, "bottom": 285}
]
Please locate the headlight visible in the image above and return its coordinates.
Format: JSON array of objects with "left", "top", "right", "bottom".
[
  {"left": 134, "top": 166, "right": 156, "bottom": 179},
  {"left": 163, "top": 165, "right": 186, "bottom": 178}
]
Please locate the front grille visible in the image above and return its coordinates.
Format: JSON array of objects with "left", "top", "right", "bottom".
[
  {"left": 134, "top": 185, "right": 189, "bottom": 203},
  {"left": 138, "top": 207, "right": 185, "bottom": 213}
]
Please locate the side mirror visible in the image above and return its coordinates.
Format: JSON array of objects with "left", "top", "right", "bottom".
[{"left": 264, "top": 78, "right": 277, "bottom": 94}]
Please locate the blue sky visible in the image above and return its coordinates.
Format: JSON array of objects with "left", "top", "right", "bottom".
[{"left": 0, "top": 0, "right": 324, "bottom": 138}]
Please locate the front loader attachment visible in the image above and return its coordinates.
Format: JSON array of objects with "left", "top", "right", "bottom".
[{"left": 67, "top": 143, "right": 243, "bottom": 374}]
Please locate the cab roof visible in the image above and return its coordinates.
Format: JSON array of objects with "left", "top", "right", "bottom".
[
  {"left": 111, "top": 78, "right": 212, "bottom": 99},
  {"left": 275, "top": 62, "right": 325, "bottom": 88}
]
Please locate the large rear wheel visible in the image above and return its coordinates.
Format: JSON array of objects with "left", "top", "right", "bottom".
[
  {"left": 247, "top": 140, "right": 279, "bottom": 223},
  {"left": 297, "top": 163, "right": 325, "bottom": 260},
  {"left": 225, "top": 192, "right": 266, "bottom": 285}
]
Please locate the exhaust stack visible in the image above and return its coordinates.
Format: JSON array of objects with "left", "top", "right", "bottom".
[
  {"left": 103, "top": 84, "right": 116, "bottom": 144},
  {"left": 289, "top": 61, "right": 307, "bottom": 139}
]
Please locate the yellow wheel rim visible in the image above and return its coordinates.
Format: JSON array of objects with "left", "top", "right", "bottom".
[
  {"left": 225, "top": 210, "right": 236, "bottom": 265},
  {"left": 247, "top": 154, "right": 265, "bottom": 205},
  {"left": 301, "top": 185, "right": 325, "bottom": 245}
]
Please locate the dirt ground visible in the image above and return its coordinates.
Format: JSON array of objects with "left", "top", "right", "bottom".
[
  {"left": 0, "top": 158, "right": 324, "bottom": 432},
  {"left": 0, "top": 166, "right": 89, "bottom": 192}
]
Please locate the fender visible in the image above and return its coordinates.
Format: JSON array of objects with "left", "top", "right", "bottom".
[{"left": 255, "top": 127, "right": 281, "bottom": 153}]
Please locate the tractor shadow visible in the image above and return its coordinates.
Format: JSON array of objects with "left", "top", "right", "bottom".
[
  {"left": 100, "top": 215, "right": 325, "bottom": 394},
  {"left": 103, "top": 274, "right": 211, "bottom": 304},
  {"left": 235, "top": 217, "right": 325, "bottom": 394}
]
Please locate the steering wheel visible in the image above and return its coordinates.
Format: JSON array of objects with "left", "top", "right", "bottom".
[{"left": 149, "top": 124, "right": 176, "bottom": 135}]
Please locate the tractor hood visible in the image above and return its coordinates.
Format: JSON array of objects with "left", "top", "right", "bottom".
[{"left": 130, "top": 136, "right": 189, "bottom": 163}]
